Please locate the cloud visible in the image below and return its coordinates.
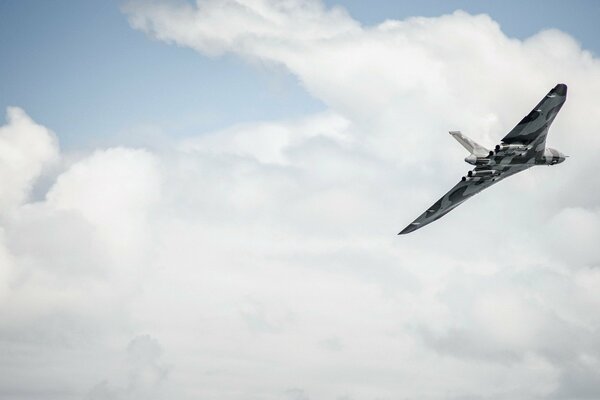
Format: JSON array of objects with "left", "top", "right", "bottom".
[
  {"left": 0, "top": 107, "right": 58, "bottom": 213},
  {"left": 285, "top": 387, "right": 311, "bottom": 400},
  {"left": 1, "top": 1, "right": 600, "bottom": 399},
  {"left": 125, "top": 0, "right": 360, "bottom": 57},
  {"left": 86, "top": 334, "right": 170, "bottom": 400}
]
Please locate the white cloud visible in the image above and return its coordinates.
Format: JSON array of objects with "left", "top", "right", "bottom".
[
  {"left": 1, "top": 1, "right": 600, "bottom": 399},
  {"left": 0, "top": 107, "right": 58, "bottom": 213},
  {"left": 86, "top": 334, "right": 169, "bottom": 400}
]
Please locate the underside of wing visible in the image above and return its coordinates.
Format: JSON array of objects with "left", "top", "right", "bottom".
[
  {"left": 398, "top": 166, "right": 527, "bottom": 234},
  {"left": 501, "top": 84, "right": 567, "bottom": 155}
]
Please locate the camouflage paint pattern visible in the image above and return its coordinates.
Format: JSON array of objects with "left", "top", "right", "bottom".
[{"left": 399, "top": 84, "right": 567, "bottom": 235}]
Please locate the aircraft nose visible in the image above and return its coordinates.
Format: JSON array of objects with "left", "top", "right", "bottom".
[{"left": 558, "top": 152, "right": 568, "bottom": 163}]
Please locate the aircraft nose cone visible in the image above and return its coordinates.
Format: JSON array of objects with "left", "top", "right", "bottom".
[{"left": 558, "top": 152, "right": 568, "bottom": 164}]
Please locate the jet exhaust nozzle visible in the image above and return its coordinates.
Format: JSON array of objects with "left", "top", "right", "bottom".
[
  {"left": 467, "top": 169, "right": 499, "bottom": 178},
  {"left": 495, "top": 143, "right": 527, "bottom": 154}
]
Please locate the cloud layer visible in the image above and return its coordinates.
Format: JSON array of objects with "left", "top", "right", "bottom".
[{"left": 1, "top": 1, "right": 600, "bottom": 399}]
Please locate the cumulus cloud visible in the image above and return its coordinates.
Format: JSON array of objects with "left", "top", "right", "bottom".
[
  {"left": 1, "top": 1, "right": 600, "bottom": 399},
  {"left": 0, "top": 107, "right": 58, "bottom": 212}
]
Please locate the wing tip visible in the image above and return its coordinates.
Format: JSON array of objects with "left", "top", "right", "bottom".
[
  {"left": 398, "top": 223, "right": 420, "bottom": 235},
  {"left": 553, "top": 83, "right": 567, "bottom": 96}
]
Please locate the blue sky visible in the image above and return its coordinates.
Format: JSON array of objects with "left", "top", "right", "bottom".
[{"left": 0, "top": 0, "right": 599, "bottom": 149}]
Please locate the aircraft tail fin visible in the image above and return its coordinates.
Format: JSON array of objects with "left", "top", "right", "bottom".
[{"left": 449, "top": 131, "right": 490, "bottom": 157}]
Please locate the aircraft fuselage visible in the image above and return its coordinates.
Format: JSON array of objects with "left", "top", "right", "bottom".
[{"left": 465, "top": 147, "right": 566, "bottom": 168}]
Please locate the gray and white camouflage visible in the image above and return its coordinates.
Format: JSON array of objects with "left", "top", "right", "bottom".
[{"left": 399, "top": 84, "right": 567, "bottom": 234}]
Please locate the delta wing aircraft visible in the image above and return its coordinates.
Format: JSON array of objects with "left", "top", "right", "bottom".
[{"left": 399, "top": 84, "right": 568, "bottom": 235}]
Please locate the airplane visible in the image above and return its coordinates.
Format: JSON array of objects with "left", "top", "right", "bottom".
[{"left": 399, "top": 83, "right": 568, "bottom": 235}]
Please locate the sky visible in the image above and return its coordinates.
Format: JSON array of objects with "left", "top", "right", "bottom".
[
  {"left": 1, "top": 1, "right": 600, "bottom": 399},
  {"left": 1, "top": 0, "right": 599, "bottom": 147}
]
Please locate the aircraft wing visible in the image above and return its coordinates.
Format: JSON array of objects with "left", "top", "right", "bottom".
[
  {"left": 501, "top": 83, "right": 567, "bottom": 155},
  {"left": 399, "top": 165, "right": 528, "bottom": 234}
]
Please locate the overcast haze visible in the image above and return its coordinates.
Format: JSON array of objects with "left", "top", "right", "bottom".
[{"left": 1, "top": 1, "right": 600, "bottom": 399}]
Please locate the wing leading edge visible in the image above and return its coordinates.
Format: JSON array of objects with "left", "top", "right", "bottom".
[
  {"left": 398, "top": 165, "right": 527, "bottom": 235},
  {"left": 501, "top": 83, "right": 567, "bottom": 155}
]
